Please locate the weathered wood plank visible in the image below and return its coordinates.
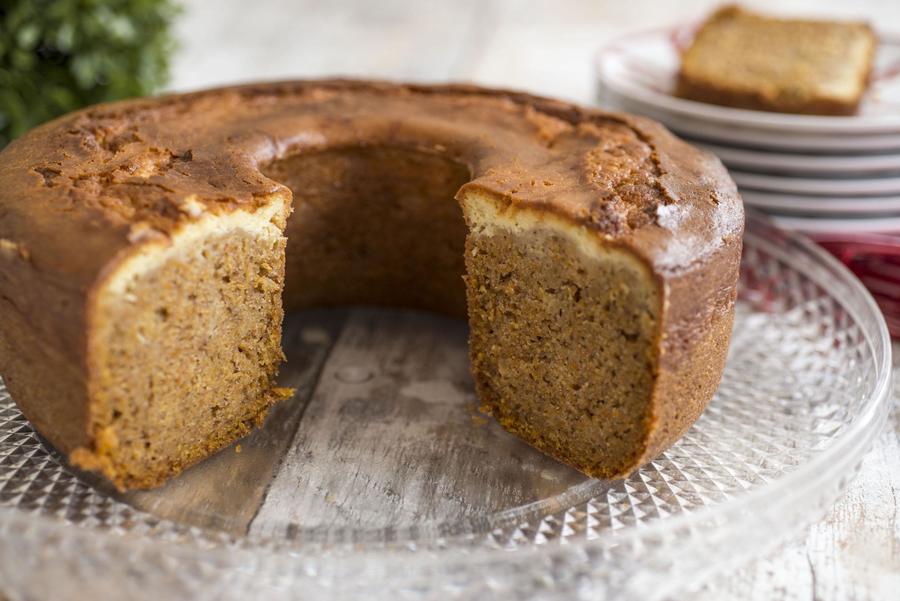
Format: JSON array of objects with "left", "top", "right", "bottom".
[
  {"left": 122, "top": 310, "right": 347, "bottom": 535},
  {"left": 249, "top": 308, "right": 585, "bottom": 536},
  {"left": 170, "top": 0, "right": 485, "bottom": 90}
]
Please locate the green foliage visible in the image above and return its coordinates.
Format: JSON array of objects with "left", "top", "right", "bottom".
[{"left": 0, "top": 0, "right": 180, "bottom": 146}]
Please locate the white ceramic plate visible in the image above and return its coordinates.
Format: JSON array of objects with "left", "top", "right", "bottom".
[
  {"left": 741, "top": 190, "right": 900, "bottom": 215},
  {"left": 769, "top": 212, "right": 900, "bottom": 233},
  {"left": 602, "top": 90, "right": 900, "bottom": 152},
  {"left": 693, "top": 141, "right": 900, "bottom": 177},
  {"left": 596, "top": 25, "right": 900, "bottom": 134},
  {"left": 732, "top": 170, "right": 900, "bottom": 196}
]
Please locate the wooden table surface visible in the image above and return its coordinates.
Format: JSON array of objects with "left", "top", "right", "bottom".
[{"left": 59, "top": 1, "right": 900, "bottom": 599}]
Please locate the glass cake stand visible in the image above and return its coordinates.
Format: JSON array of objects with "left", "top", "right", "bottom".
[{"left": 0, "top": 213, "right": 892, "bottom": 601}]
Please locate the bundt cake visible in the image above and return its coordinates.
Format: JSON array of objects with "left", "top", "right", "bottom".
[{"left": 0, "top": 80, "right": 743, "bottom": 491}]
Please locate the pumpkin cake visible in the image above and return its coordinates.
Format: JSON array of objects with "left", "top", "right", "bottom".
[{"left": 0, "top": 80, "right": 743, "bottom": 490}]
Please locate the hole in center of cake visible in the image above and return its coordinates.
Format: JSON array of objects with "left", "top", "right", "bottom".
[{"left": 262, "top": 145, "right": 472, "bottom": 315}]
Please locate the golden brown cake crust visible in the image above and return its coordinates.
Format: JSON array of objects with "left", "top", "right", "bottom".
[
  {"left": 0, "top": 80, "right": 743, "bottom": 483},
  {"left": 1, "top": 79, "right": 741, "bottom": 295}
]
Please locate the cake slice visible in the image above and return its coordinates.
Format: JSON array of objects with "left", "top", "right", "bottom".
[{"left": 677, "top": 5, "right": 877, "bottom": 115}]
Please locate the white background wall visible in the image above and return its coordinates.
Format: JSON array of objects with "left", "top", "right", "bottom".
[{"left": 169, "top": 0, "right": 900, "bottom": 105}]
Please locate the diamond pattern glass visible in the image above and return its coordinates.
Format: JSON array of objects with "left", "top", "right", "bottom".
[{"left": 0, "top": 214, "right": 892, "bottom": 601}]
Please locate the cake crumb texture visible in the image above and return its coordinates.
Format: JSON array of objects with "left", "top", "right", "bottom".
[
  {"left": 464, "top": 201, "right": 659, "bottom": 477},
  {"left": 78, "top": 224, "right": 288, "bottom": 490}
]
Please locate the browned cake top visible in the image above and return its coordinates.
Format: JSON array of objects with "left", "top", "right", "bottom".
[{"left": 0, "top": 80, "right": 742, "bottom": 287}]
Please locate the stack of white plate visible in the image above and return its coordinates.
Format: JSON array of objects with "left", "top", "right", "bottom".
[{"left": 596, "top": 25, "right": 900, "bottom": 235}]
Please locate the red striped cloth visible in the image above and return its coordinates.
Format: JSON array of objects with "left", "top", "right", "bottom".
[{"left": 813, "top": 233, "right": 900, "bottom": 338}]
